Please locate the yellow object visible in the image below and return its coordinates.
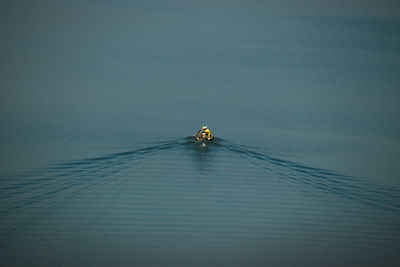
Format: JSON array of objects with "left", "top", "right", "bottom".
[
  {"left": 195, "top": 126, "right": 214, "bottom": 140},
  {"left": 204, "top": 128, "right": 212, "bottom": 139}
]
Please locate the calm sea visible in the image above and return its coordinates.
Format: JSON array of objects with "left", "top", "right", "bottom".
[{"left": 1, "top": 1, "right": 399, "bottom": 266}]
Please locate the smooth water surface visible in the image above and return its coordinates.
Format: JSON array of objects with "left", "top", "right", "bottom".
[{"left": 1, "top": 0, "right": 400, "bottom": 266}]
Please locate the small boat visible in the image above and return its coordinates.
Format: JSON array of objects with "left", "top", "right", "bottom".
[
  {"left": 195, "top": 126, "right": 214, "bottom": 142},
  {"left": 195, "top": 136, "right": 214, "bottom": 142}
]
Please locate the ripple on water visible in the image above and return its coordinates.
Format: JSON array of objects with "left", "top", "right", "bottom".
[{"left": 1, "top": 137, "right": 399, "bottom": 266}]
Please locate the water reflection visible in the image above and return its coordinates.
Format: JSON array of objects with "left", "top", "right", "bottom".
[{"left": 186, "top": 137, "right": 217, "bottom": 174}]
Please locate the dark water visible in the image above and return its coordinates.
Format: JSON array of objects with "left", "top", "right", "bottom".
[
  {"left": 1, "top": 138, "right": 400, "bottom": 266},
  {"left": 1, "top": 0, "right": 400, "bottom": 266}
]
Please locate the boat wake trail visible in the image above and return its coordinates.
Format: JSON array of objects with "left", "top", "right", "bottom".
[
  {"left": 1, "top": 137, "right": 399, "bottom": 244},
  {"left": 220, "top": 140, "right": 400, "bottom": 211}
]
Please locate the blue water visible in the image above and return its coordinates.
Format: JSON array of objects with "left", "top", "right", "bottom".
[
  {"left": 1, "top": 1, "right": 400, "bottom": 266},
  {"left": 1, "top": 138, "right": 400, "bottom": 266}
]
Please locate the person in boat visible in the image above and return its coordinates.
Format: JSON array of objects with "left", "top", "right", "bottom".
[{"left": 195, "top": 126, "right": 214, "bottom": 141}]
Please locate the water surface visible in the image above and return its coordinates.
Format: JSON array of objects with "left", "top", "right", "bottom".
[
  {"left": 1, "top": 138, "right": 400, "bottom": 266},
  {"left": 1, "top": 0, "right": 400, "bottom": 266}
]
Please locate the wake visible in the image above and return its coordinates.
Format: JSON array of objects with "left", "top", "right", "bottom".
[{"left": 1, "top": 137, "right": 399, "bottom": 243}]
